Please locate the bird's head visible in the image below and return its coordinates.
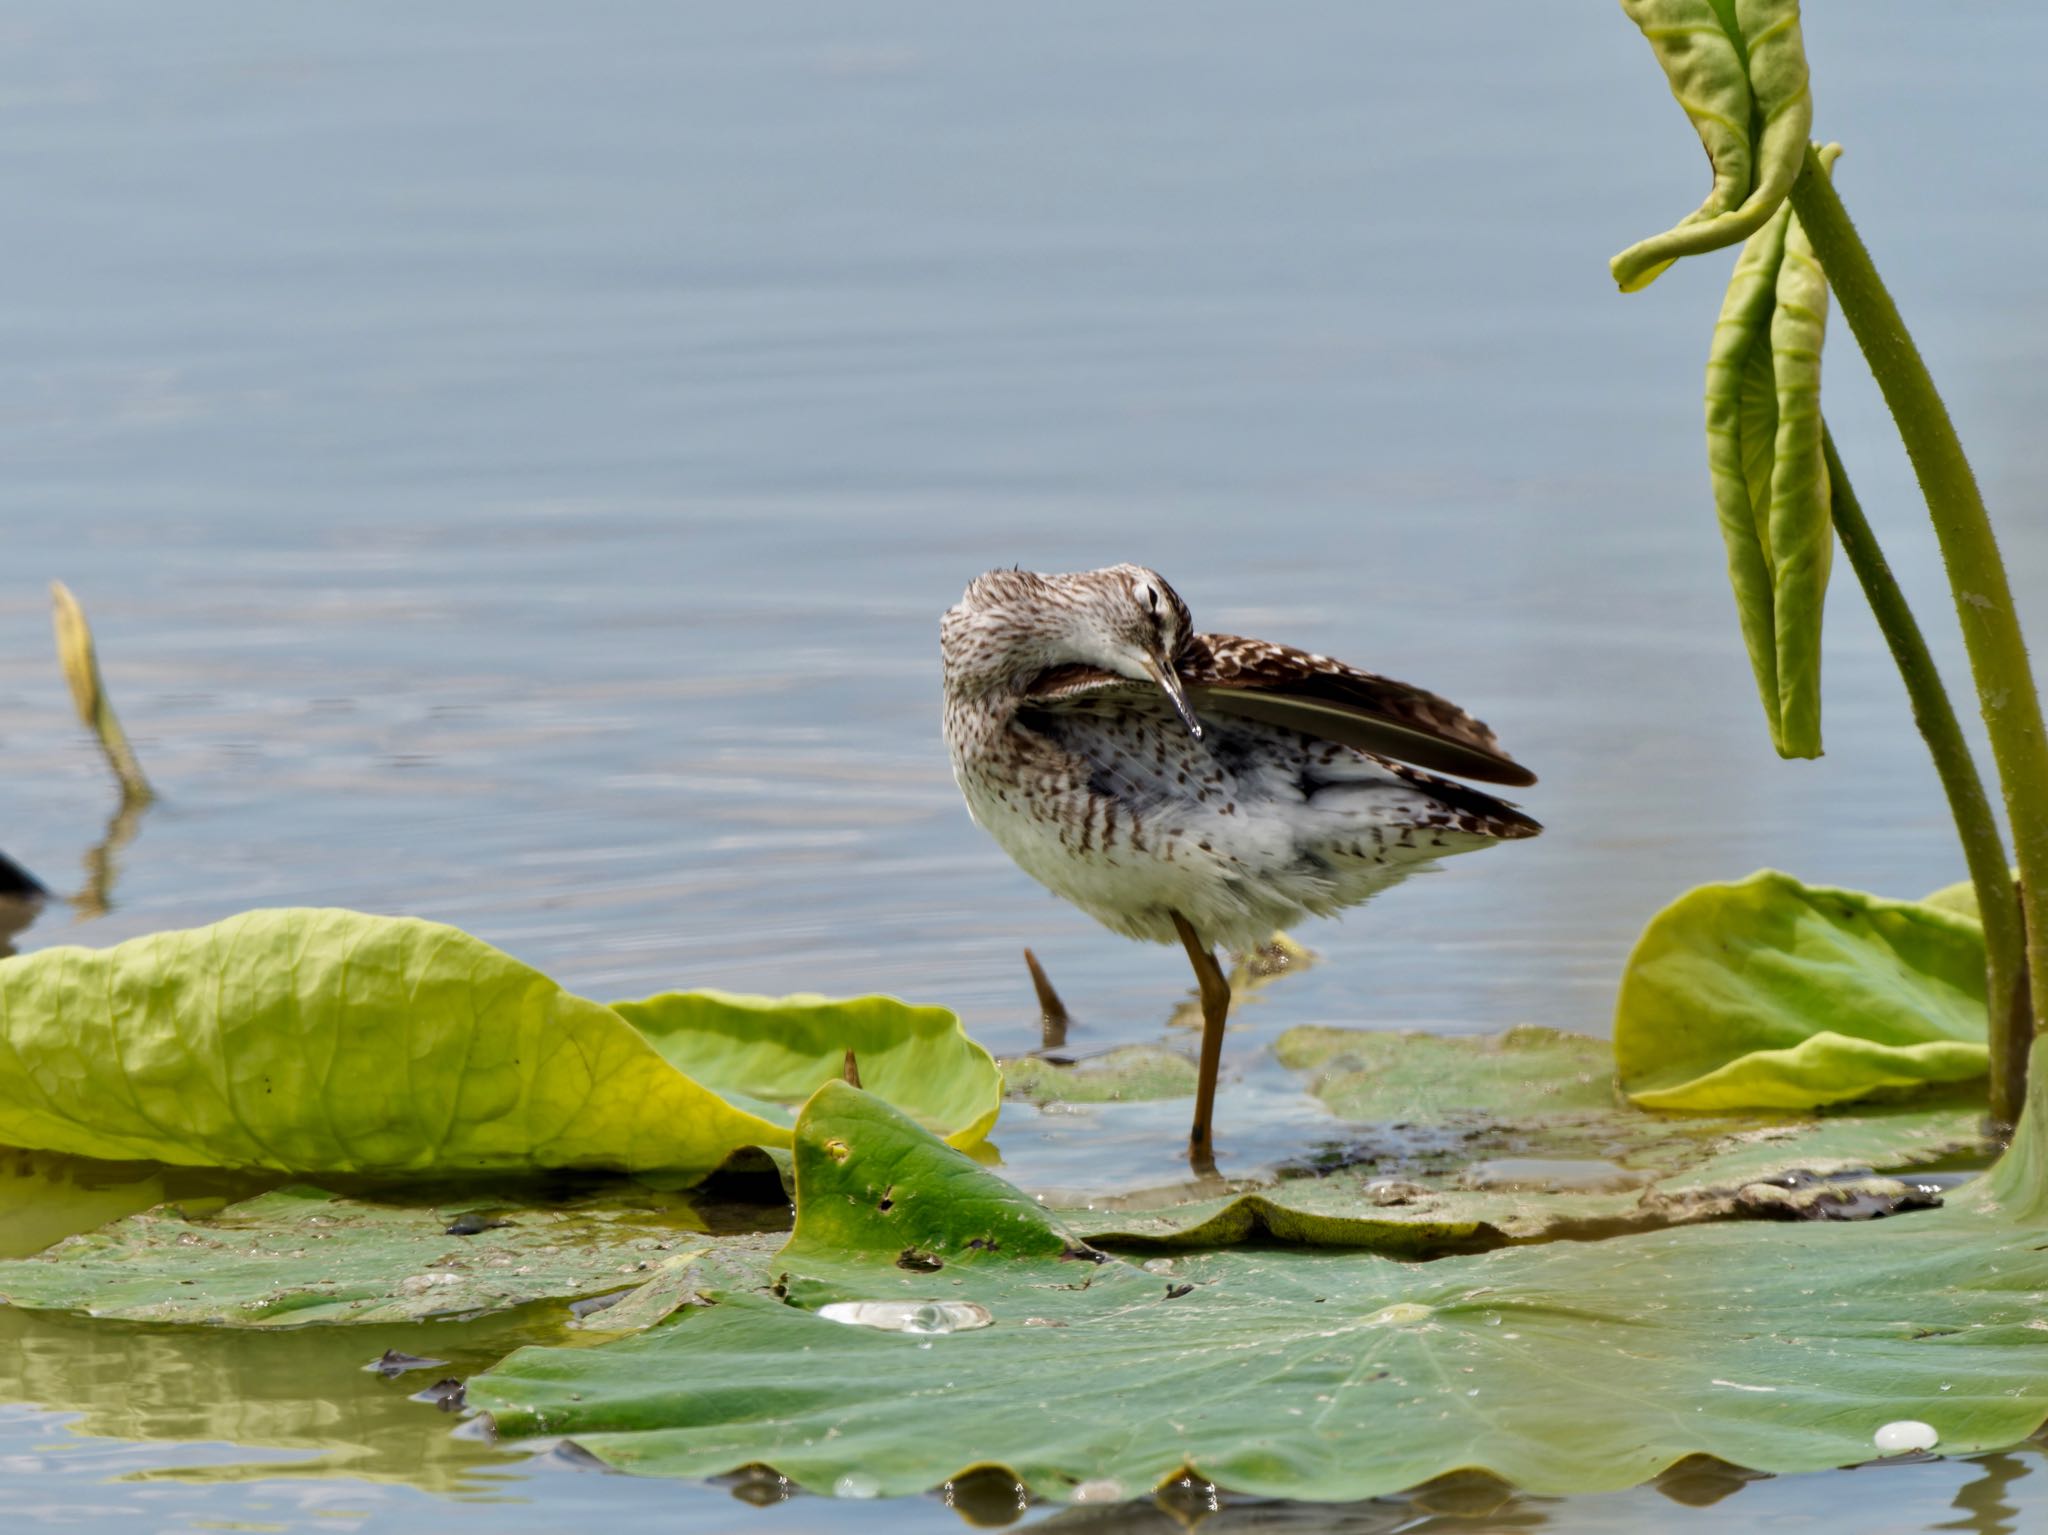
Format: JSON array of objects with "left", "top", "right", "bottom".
[{"left": 942, "top": 564, "right": 1202, "bottom": 739}]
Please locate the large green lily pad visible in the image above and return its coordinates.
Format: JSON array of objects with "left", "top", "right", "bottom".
[
  {"left": 0, "top": 909, "right": 998, "bottom": 1181},
  {"left": 1613, "top": 872, "right": 1988, "bottom": 1110},
  {"left": 471, "top": 1079, "right": 2048, "bottom": 1502},
  {"left": 0, "top": 1183, "right": 772, "bottom": 1326}
]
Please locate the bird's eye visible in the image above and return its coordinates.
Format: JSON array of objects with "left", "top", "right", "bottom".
[{"left": 1139, "top": 584, "right": 1159, "bottom": 614}]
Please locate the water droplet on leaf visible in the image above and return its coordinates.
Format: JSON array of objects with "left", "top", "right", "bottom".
[
  {"left": 1873, "top": 1420, "right": 1939, "bottom": 1454},
  {"left": 816, "top": 1300, "right": 993, "bottom": 1334},
  {"left": 1363, "top": 1303, "right": 1434, "bottom": 1328}
]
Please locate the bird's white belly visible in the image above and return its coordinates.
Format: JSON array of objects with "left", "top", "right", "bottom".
[{"left": 954, "top": 734, "right": 1459, "bottom": 950}]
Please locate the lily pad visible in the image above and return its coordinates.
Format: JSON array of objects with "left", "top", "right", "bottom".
[
  {"left": 1070, "top": 1082, "right": 1984, "bottom": 1251},
  {"left": 615, "top": 989, "right": 999, "bottom": 1143},
  {"left": 1017, "top": 1024, "right": 1984, "bottom": 1251},
  {"left": 0, "top": 909, "right": 998, "bottom": 1181},
  {"left": 1001, "top": 1047, "right": 1199, "bottom": 1105},
  {"left": 1920, "top": 875, "right": 2010, "bottom": 922},
  {"left": 472, "top": 1078, "right": 2048, "bottom": 1501},
  {"left": 1276, "top": 1023, "right": 1619, "bottom": 1122},
  {"left": 1274, "top": 1022, "right": 1986, "bottom": 1182},
  {"left": 0, "top": 1183, "right": 766, "bottom": 1326},
  {"left": 1076, "top": 1188, "right": 1506, "bottom": 1256},
  {"left": 572, "top": 1247, "right": 717, "bottom": 1334},
  {"left": 1613, "top": 872, "right": 1988, "bottom": 1110}
]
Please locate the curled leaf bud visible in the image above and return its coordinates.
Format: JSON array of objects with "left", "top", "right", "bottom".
[
  {"left": 1612, "top": 0, "right": 1813, "bottom": 292},
  {"left": 50, "top": 581, "right": 154, "bottom": 805},
  {"left": 1703, "top": 144, "right": 1839, "bottom": 758}
]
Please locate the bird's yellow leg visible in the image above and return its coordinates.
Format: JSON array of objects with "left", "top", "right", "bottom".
[{"left": 1171, "top": 911, "right": 1231, "bottom": 1172}]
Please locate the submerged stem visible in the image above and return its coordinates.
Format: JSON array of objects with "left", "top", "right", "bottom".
[
  {"left": 1790, "top": 146, "right": 2048, "bottom": 1119},
  {"left": 1823, "top": 424, "right": 2025, "bottom": 1125}
]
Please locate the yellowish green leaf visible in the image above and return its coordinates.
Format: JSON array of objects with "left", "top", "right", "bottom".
[
  {"left": 1702, "top": 145, "right": 1839, "bottom": 756},
  {"left": 1615, "top": 871, "right": 1987, "bottom": 1109},
  {"left": 0, "top": 909, "right": 999, "bottom": 1181},
  {"left": 1612, "top": 0, "right": 1815, "bottom": 290}
]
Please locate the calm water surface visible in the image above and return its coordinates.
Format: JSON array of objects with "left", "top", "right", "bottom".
[{"left": 2, "top": 3, "right": 2046, "bottom": 1530}]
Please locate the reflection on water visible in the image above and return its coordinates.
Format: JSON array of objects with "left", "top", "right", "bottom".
[
  {"left": 2, "top": 0, "right": 2046, "bottom": 1529},
  {"left": 68, "top": 797, "right": 147, "bottom": 923},
  {"left": 0, "top": 1305, "right": 539, "bottom": 1495},
  {"left": 1019, "top": 1455, "right": 2048, "bottom": 1535},
  {"left": 1951, "top": 1454, "right": 2035, "bottom": 1535},
  {"left": 0, "top": 897, "right": 38, "bottom": 960},
  {"left": 0, "top": 1151, "right": 175, "bottom": 1262}
]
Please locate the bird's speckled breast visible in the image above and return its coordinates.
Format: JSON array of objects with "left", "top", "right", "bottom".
[{"left": 943, "top": 686, "right": 1485, "bottom": 948}]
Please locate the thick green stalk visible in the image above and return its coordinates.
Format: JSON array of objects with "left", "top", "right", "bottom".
[
  {"left": 1788, "top": 148, "right": 2048, "bottom": 1091},
  {"left": 1822, "top": 424, "right": 2026, "bottom": 1124}
]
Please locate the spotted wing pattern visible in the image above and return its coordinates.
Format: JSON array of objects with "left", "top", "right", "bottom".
[
  {"left": 1021, "top": 637, "right": 1535, "bottom": 787},
  {"left": 1179, "top": 634, "right": 1533, "bottom": 787}
]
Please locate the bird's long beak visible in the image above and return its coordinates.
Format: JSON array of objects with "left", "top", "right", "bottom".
[{"left": 1141, "top": 653, "right": 1202, "bottom": 741}]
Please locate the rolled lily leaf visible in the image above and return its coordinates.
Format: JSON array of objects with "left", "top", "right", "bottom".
[
  {"left": 1614, "top": 870, "right": 1988, "bottom": 1110},
  {"left": 1611, "top": 0, "right": 1814, "bottom": 291},
  {"left": 0, "top": 908, "right": 999, "bottom": 1179},
  {"left": 1704, "top": 143, "right": 1838, "bottom": 757}
]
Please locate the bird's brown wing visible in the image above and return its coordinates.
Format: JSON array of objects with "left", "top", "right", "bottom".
[
  {"left": 1178, "top": 634, "right": 1536, "bottom": 787},
  {"left": 1018, "top": 641, "right": 1535, "bottom": 787}
]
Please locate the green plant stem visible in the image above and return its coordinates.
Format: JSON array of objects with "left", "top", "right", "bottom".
[
  {"left": 1822, "top": 424, "right": 2026, "bottom": 1124},
  {"left": 1790, "top": 145, "right": 2048, "bottom": 1122}
]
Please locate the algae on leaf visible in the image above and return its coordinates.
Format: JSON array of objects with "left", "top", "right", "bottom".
[
  {"left": 1277, "top": 1020, "right": 1982, "bottom": 1184},
  {"left": 1071, "top": 1028, "right": 1983, "bottom": 1251},
  {"left": 0, "top": 909, "right": 999, "bottom": 1181},
  {"left": 1000, "top": 1045, "right": 1199, "bottom": 1106},
  {"left": 1275, "top": 1024, "right": 1618, "bottom": 1123},
  {"left": 1614, "top": 871, "right": 1988, "bottom": 1109},
  {"left": 998, "top": 1023, "right": 1984, "bottom": 1251},
  {"left": 473, "top": 1077, "right": 2048, "bottom": 1502}
]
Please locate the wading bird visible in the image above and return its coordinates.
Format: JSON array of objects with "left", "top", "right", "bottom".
[{"left": 941, "top": 565, "right": 1539, "bottom": 1167}]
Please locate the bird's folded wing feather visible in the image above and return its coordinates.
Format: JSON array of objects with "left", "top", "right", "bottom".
[
  {"left": 1186, "top": 634, "right": 1535, "bottom": 786},
  {"left": 1021, "top": 635, "right": 1536, "bottom": 787}
]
